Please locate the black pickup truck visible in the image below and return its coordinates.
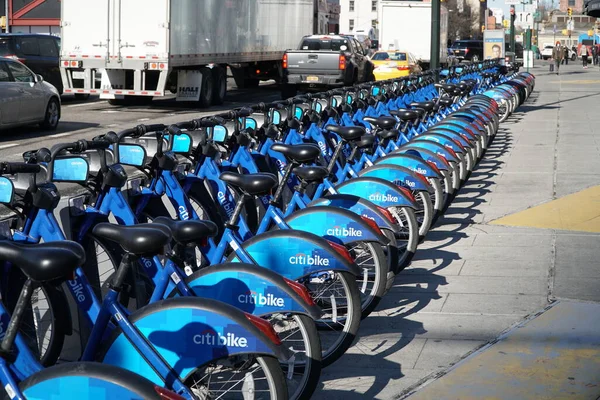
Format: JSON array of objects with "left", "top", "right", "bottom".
[{"left": 281, "top": 35, "right": 375, "bottom": 98}]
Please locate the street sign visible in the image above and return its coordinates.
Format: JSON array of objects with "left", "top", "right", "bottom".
[
  {"left": 505, "top": 0, "right": 520, "bottom": 5},
  {"left": 524, "top": 4, "right": 536, "bottom": 13},
  {"left": 553, "top": 24, "right": 557, "bottom": 33},
  {"left": 567, "top": 19, "right": 574, "bottom": 30}
]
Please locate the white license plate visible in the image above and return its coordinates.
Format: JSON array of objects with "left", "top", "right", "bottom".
[
  {"left": 306, "top": 76, "right": 319, "bottom": 82},
  {"left": 72, "top": 71, "right": 86, "bottom": 80}
]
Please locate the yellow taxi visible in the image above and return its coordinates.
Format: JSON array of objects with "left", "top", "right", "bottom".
[{"left": 371, "top": 50, "right": 422, "bottom": 80}]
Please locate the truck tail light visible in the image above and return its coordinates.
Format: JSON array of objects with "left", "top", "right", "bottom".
[
  {"left": 339, "top": 55, "right": 346, "bottom": 70},
  {"left": 283, "top": 53, "right": 288, "bottom": 69}
]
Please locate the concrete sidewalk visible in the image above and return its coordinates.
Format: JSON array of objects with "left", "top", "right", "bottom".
[{"left": 313, "top": 63, "right": 600, "bottom": 399}]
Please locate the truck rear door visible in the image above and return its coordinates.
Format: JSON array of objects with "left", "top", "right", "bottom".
[
  {"left": 288, "top": 37, "right": 349, "bottom": 74},
  {"left": 116, "top": 0, "right": 170, "bottom": 61},
  {"left": 61, "top": 0, "right": 110, "bottom": 60}
]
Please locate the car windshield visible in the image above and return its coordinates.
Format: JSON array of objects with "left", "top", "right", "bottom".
[
  {"left": 0, "top": 39, "right": 12, "bottom": 56},
  {"left": 372, "top": 52, "right": 407, "bottom": 61},
  {"left": 300, "top": 38, "right": 349, "bottom": 51}
]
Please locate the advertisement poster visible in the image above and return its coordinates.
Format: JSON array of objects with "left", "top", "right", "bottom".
[{"left": 484, "top": 30, "right": 505, "bottom": 59}]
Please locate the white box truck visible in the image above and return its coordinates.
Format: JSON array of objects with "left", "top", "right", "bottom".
[
  {"left": 59, "top": 0, "right": 313, "bottom": 106},
  {"left": 378, "top": 0, "right": 448, "bottom": 69}
]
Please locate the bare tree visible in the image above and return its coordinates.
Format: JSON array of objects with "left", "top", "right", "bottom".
[{"left": 447, "top": 0, "right": 479, "bottom": 41}]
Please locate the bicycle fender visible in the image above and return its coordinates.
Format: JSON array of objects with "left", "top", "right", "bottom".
[
  {"left": 413, "top": 134, "right": 466, "bottom": 155},
  {"left": 392, "top": 148, "right": 451, "bottom": 172},
  {"left": 20, "top": 362, "right": 167, "bottom": 399},
  {"left": 99, "top": 297, "right": 289, "bottom": 386},
  {"left": 375, "top": 153, "right": 443, "bottom": 179},
  {"left": 179, "top": 263, "right": 323, "bottom": 320},
  {"left": 430, "top": 124, "right": 478, "bottom": 144},
  {"left": 401, "top": 142, "right": 460, "bottom": 164},
  {"left": 359, "top": 165, "right": 434, "bottom": 193},
  {"left": 283, "top": 205, "right": 389, "bottom": 245},
  {"left": 335, "top": 177, "right": 419, "bottom": 209},
  {"left": 307, "top": 194, "right": 399, "bottom": 234},
  {"left": 226, "top": 230, "right": 361, "bottom": 278}
]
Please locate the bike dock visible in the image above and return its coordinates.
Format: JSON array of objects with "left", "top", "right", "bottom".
[{"left": 314, "top": 64, "right": 600, "bottom": 399}]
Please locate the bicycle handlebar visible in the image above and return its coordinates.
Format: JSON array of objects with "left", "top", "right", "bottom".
[{"left": 0, "top": 162, "right": 41, "bottom": 175}]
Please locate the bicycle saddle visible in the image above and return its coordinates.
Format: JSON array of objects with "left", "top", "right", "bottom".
[
  {"left": 363, "top": 116, "right": 397, "bottom": 131},
  {"left": 293, "top": 166, "right": 329, "bottom": 183},
  {"left": 270, "top": 143, "right": 321, "bottom": 164},
  {"left": 153, "top": 217, "right": 217, "bottom": 246},
  {"left": 410, "top": 102, "right": 435, "bottom": 112},
  {"left": 0, "top": 241, "right": 85, "bottom": 282},
  {"left": 325, "top": 125, "right": 365, "bottom": 141},
  {"left": 356, "top": 135, "right": 376, "bottom": 148},
  {"left": 376, "top": 129, "right": 399, "bottom": 140},
  {"left": 438, "top": 98, "right": 454, "bottom": 107},
  {"left": 93, "top": 223, "right": 171, "bottom": 256},
  {"left": 390, "top": 109, "right": 421, "bottom": 121},
  {"left": 220, "top": 171, "right": 278, "bottom": 196}
]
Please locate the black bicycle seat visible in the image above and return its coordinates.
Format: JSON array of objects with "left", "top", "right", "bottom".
[
  {"left": 410, "top": 102, "right": 435, "bottom": 112},
  {"left": 153, "top": 217, "right": 217, "bottom": 246},
  {"left": 363, "top": 116, "right": 397, "bottom": 131},
  {"left": 93, "top": 223, "right": 171, "bottom": 256},
  {"left": 438, "top": 98, "right": 454, "bottom": 107},
  {"left": 270, "top": 143, "right": 321, "bottom": 164},
  {"left": 0, "top": 241, "right": 85, "bottom": 282},
  {"left": 390, "top": 109, "right": 420, "bottom": 121},
  {"left": 293, "top": 166, "right": 329, "bottom": 183},
  {"left": 376, "top": 129, "right": 399, "bottom": 140},
  {"left": 325, "top": 125, "right": 365, "bottom": 141},
  {"left": 220, "top": 171, "right": 278, "bottom": 196},
  {"left": 356, "top": 135, "right": 376, "bottom": 149}
]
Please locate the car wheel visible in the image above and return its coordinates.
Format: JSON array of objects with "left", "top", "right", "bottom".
[{"left": 40, "top": 98, "right": 60, "bottom": 130}]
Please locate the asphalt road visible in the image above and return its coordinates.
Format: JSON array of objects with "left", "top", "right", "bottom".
[{"left": 0, "top": 79, "right": 280, "bottom": 162}]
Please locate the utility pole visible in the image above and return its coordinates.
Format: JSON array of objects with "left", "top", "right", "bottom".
[
  {"left": 430, "top": 0, "right": 441, "bottom": 74},
  {"left": 4, "top": 0, "right": 9, "bottom": 33},
  {"left": 510, "top": 5, "right": 516, "bottom": 53}
]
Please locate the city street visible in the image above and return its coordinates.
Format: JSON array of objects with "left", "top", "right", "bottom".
[{"left": 0, "top": 79, "right": 280, "bottom": 162}]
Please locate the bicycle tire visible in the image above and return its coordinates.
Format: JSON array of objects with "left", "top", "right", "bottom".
[
  {"left": 349, "top": 241, "right": 388, "bottom": 319},
  {"left": 390, "top": 206, "right": 419, "bottom": 273},
  {"left": 308, "top": 271, "right": 361, "bottom": 368}
]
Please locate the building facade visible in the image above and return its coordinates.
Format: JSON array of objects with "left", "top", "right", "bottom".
[
  {"left": 1, "top": 0, "right": 60, "bottom": 35},
  {"left": 339, "top": 0, "right": 379, "bottom": 34},
  {"left": 560, "top": 0, "right": 584, "bottom": 13}
]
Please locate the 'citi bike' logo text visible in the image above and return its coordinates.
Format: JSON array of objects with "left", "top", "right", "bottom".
[
  {"left": 289, "top": 253, "right": 330, "bottom": 266},
  {"left": 369, "top": 192, "right": 399, "bottom": 202},
  {"left": 193, "top": 329, "right": 248, "bottom": 348},
  {"left": 238, "top": 291, "right": 285, "bottom": 307},
  {"left": 68, "top": 279, "right": 86, "bottom": 303},
  {"left": 317, "top": 141, "right": 327, "bottom": 154},
  {"left": 178, "top": 205, "right": 189, "bottom": 220},
  {"left": 394, "top": 179, "right": 415, "bottom": 189},
  {"left": 326, "top": 226, "right": 363, "bottom": 237},
  {"left": 218, "top": 191, "right": 235, "bottom": 217}
]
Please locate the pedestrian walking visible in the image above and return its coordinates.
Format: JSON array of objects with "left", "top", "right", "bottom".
[
  {"left": 552, "top": 42, "right": 564, "bottom": 74},
  {"left": 563, "top": 46, "right": 569, "bottom": 65},
  {"left": 593, "top": 45, "right": 599, "bottom": 65},
  {"left": 580, "top": 44, "right": 589, "bottom": 69}
]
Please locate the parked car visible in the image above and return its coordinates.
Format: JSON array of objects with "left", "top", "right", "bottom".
[
  {"left": 449, "top": 40, "right": 484, "bottom": 62},
  {"left": 0, "top": 57, "right": 61, "bottom": 131},
  {"left": 371, "top": 50, "right": 421, "bottom": 80},
  {"left": 281, "top": 34, "right": 374, "bottom": 98},
  {"left": 0, "top": 33, "right": 63, "bottom": 94}
]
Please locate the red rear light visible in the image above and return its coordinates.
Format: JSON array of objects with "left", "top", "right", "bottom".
[
  {"left": 326, "top": 240, "right": 354, "bottom": 264},
  {"left": 283, "top": 278, "right": 316, "bottom": 306},
  {"left": 153, "top": 385, "right": 186, "bottom": 400},
  {"left": 376, "top": 206, "right": 395, "bottom": 223},
  {"left": 282, "top": 53, "right": 288, "bottom": 69},
  {"left": 396, "top": 186, "right": 416, "bottom": 202},
  {"left": 465, "top": 48, "right": 469, "bottom": 55},
  {"left": 425, "top": 161, "right": 441, "bottom": 175},
  {"left": 339, "top": 55, "right": 346, "bottom": 70},
  {"left": 397, "top": 66, "right": 410, "bottom": 71},
  {"left": 360, "top": 215, "right": 383, "bottom": 235},
  {"left": 413, "top": 172, "right": 431, "bottom": 187},
  {"left": 245, "top": 313, "right": 282, "bottom": 346},
  {"left": 5, "top": 55, "right": 25, "bottom": 63}
]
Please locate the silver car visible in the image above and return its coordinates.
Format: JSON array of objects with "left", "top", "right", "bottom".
[{"left": 0, "top": 57, "right": 61, "bottom": 131}]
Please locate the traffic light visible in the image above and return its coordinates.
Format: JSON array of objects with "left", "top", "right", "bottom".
[
  {"left": 503, "top": 19, "right": 510, "bottom": 28},
  {"left": 568, "top": 7, "right": 572, "bottom": 16},
  {"left": 481, "top": 25, "right": 485, "bottom": 32},
  {"left": 0, "top": 16, "right": 6, "bottom": 30}
]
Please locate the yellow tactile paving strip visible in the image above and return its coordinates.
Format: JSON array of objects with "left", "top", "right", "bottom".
[{"left": 490, "top": 185, "right": 600, "bottom": 232}]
